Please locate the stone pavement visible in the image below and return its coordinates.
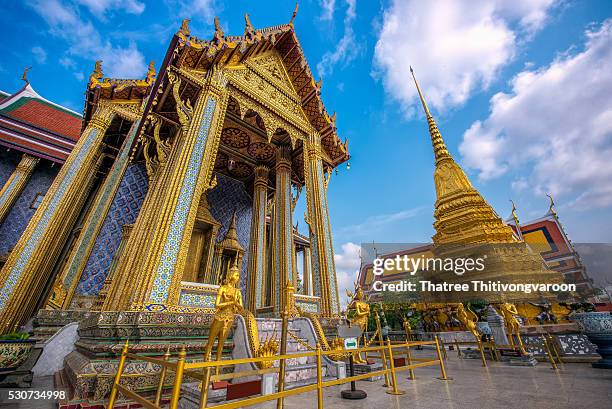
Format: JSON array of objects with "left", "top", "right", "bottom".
[
  {"left": 1, "top": 351, "right": 611, "bottom": 408},
  {"left": 251, "top": 350, "right": 612, "bottom": 409}
]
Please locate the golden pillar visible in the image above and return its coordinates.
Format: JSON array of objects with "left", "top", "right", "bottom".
[
  {"left": 47, "top": 119, "right": 142, "bottom": 309},
  {"left": 272, "top": 146, "right": 294, "bottom": 313},
  {"left": 123, "top": 73, "right": 228, "bottom": 309},
  {"left": 0, "top": 104, "right": 115, "bottom": 332},
  {"left": 0, "top": 154, "right": 39, "bottom": 224},
  {"left": 247, "top": 165, "right": 269, "bottom": 312},
  {"left": 304, "top": 134, "right": 340, "bottom": 316}
]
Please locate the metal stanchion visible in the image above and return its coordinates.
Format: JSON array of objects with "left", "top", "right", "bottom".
[
  {"left": 454, "top": 338, "right": 462, "bottom": 358},
  {"left": 169, "top": 347, "right": 186, "bottom": 409},
  {"left": 477, "top": 339, "right": 487, "bottom": 367},
  {"left": 276, "top": 310, "right": 289, "bottom": 409},
  {"left": 316, "top": 343, "right": 323, "bottom": 409},
  {"left": 385, "top": 340, "right": 405, "bottom": 395},
  {"left": 199, "top": 351, "right": 212, "bottom": 409},
  {"left": 375, "top": 313, "right": 390, "bottom": 387},
  {"left": 341, "top": 352, "right": 367, "bottom": 399},
  {"left": 154, "top": 347, "right": 171, "bottom": 406},
  {"left": 541, "top": 335, "right": 558, "bottom": 370},
  {"left": 405, "top": 342, "right": 415, "bottom": 380},
  {"left": 108, "top": 340, "right": 129, "bottom": 409},
  {"left": 435, "top": 335, "right": 451, "bottom": 381}
]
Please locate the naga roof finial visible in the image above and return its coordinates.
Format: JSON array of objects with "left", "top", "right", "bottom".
[
  {"left": 289, "top": 2, "right": 299, "bottom": 26},
  {"left": 244, "top": 13, "right": 255, "bottom": 34},
  {"left": 410, "top": 66, "right": 451, "bottom": 164},
  {"left": 546, "top": 193, "right": 557, "bottom": 216},
  {"left": 89, "top": 60, "right": 104, "bottom": 88},
  {"left": 21, "top": 66, "right": 32, "bottom": 84},
  {"left": 179, "top": 19, "right": 190, "bottom": 36},
  {"left": 214, "top": 16, "right": 224, "bottom": 38},
  {"left": 146, "top": 60, "right": 156, "bottom": 83}
]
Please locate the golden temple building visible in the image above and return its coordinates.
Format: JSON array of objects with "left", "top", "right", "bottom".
[{"left": 0, "top": 14, "right": 349, "bottom": 334}]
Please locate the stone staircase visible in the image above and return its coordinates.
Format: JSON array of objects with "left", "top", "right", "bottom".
[{"left": 232, "top": 317, "right": 345, "bottom": 388}]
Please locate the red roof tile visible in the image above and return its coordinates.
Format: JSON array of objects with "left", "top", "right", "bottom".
[{"left": 2, "top": 98, "right": 81, "bottom": 141}]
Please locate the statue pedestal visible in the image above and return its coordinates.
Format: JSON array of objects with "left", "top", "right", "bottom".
[{"left": 486, "top": 305, "right": 509, "bottom": 345}]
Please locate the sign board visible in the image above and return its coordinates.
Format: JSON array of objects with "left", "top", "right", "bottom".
[
  {"left": 337, "top": 324, "right": 362, "bottom": 338},
  {"left": 344, "top": 337, "right": 358, "bottom": 350}
]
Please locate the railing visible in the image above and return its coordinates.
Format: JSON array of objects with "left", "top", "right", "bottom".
[{"left": 108, "top": 336, "right": 448, "bottom": 409}]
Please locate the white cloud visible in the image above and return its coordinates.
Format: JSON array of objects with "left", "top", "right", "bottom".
[
  {"left": 28, "top": 0, "right": 147, "bottom": 78},
  {"left": 459, "top": 20, "right": 612, "bottom": 211},
  {"left": 317, "top": 0, "right": 360, "bottom": 78},
  {"left": 337, "top": 206, "right": 425, "bottom": 238},
  {"left": 31, "top": 46, "right": 47, "bottom": 64},
  {"left": 334, "top": 242, "right": 362, "bottom": 310},
  {"left": 319, "top": 0, "right": 336, "bottom": 21},
  {"left": 373, "top": 0, "right": 557, "bottom": 114},
  {"left": 76, "top": 0, "right": 145, "bottom": 18}
]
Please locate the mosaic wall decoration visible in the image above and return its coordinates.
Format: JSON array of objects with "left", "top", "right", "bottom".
[
  {"left": 0, "top": 150, "right": 21, "bottom": 189},
  {"left": 0, "top": 128, "right": 99, "bottom": 309},
  {"left": 150, "top": 98, "right": 217, "bottom": 303},
  {"left": 207, "top": 173, "right": 253, "bottom": 293},
  {"left": 179, "top": 290, "right": 216, "bottom": 308},
  {"left": 0, "top": 162, "right": 56, "bottom": 256},
  {"left": 76, "top": 163, "right": 148, "bottom": 295}
]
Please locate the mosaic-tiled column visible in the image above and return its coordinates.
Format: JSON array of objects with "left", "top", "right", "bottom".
[
  {"left": 128, "top": 79, "right": 228, "bottom": 310},
  {"left": 0, "top": 154, "right": 39, "bottom": 224},
  {"left": 304, "top": 134, "right": 340, "bottom": 316},
  {"left": 47, "top": 120, "right": 141, "bottom": 309},
  {"left": 0, "top": 104, "right": 115, "bottom": 332},
  {"left": 247, "top": 165, "right": 269, "bottom": 312},
  {"left": 302, "top": 246, "right": 312, "bottom": 296},
  {"left": 272, "top": 146, "right": 295, "bottom": 313}
]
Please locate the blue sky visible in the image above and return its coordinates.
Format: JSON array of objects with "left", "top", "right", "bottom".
[{"left": 1, "top": 1, "right": 612, "bottom": 295}]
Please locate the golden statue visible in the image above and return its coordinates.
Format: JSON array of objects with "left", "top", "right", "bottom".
[
  {"left": 499, "top": 302, "right": 527, "bottom": 355},
  {"left": 204, "top": 261, "right": 243, "bottom": 374},
  {"left": 403, "top": 318, "right": 413, "bottom": 341},
  {"left": 455, "top": 303, "right": 480, "bottom": 341},
  {"left": 346, "top": 283, "right": 370, "bottom": 364}
]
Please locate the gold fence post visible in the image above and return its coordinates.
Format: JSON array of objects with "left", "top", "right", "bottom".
[
  {"left": 541, "top": 335, "right": 558, "bottom": 370},
  {"left": 199, "top": 352, "right": 212, "bottom": 409},
  {"left": 405, "top": 341, "right": 415, "bottom": 380},
  {"left": 155, "top": 347, "right": 171, "bottom": 406},
  {"left": 477, "top": 339, "right": 487, "bottom": 367},
  {"left": 385, "top": 340, "right": 405, "bottom": 395},
  {"left": 439, "top": 338, "right": 447, "bottom": 360},
  {"left": 547, "top": 334, "right": 562, "bottom": 364},
  {"left": 169, "top": 346, "right": 186, "bottom": 409},
  {"left": 276, "top": 310, "right": 289, "bottom": 409},
  {"left": 375, "top": 313, "right": 390, "bottom": 387},
  {"left": 454, "top": 338, "right": 461, "bottom": 358},
  {"left": 316, "top": 343, "right": 323, "bottom": 409},
  {"left": 435, "top": 335, "right": 450, "bottom": 380},
  {"left": 108, "top": 340, "right": 129, "bottom": 409}
]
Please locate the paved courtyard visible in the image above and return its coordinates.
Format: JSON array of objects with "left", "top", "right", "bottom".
[
  {"left": 1, "top": 351, "right": 611, "bottom": 409},
  {"left": 252, "top": 351, "right": 612, "bottom": 409}
]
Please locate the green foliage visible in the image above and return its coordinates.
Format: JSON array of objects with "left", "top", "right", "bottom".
[
  {"left": 367, "top": 301, "right": 416, "bottom": 331},
  {"left": 0, "top": 332, "right": 30, "bottom": 341}
]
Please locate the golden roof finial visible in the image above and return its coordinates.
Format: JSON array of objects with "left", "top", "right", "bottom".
[
  {"left": 214, "top": 16, "right": 224, "bottom": 38},
  {"left": 244, "top": 13, "right": 255, "bottom": 34},
  {"left": 21, "top": 66, "right": 32, "bottom": 84},
  {"left": 510, "top": 199, "right": 519, "bottom": 223},
  {"left": 89, "top": 60, "right": 104, "bottom": 88},
  {"left": 146, "top": 61, "right": 156, "bottom": 83},
  {"left": 179, "top": 19, "right": 190, "bottom": 36},
  {"left": 546, "top": 193, "right": 556, "bottom": 217},
  {"left": 410, "top": 66, "right": 451, "bottom": 164},
  {"left": 289, "top": 2, "right": 299, "bottom": 26}
]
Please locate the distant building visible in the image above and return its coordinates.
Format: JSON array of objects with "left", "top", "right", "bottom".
[{"left": 505, "top": 200, "right": 596, "bottom": 298}]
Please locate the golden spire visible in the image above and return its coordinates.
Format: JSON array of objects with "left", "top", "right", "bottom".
[
  {"left": 21, "top": 67, "right": 32, "bottom": 84},
  {"left": 510, "top": 199, "right": 520, "bottom": 225},
  {"left": 410, "top": 66, "right": 451, "bottom": 164}
]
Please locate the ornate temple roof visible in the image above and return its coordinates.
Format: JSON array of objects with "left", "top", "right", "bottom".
[
  {"left": 0, "top": 81, "right": 82, "bottom": 163},
  {"left": 505, "top": 199, "right": 594, "bottom": 293},
  {"left": 168, "top": 12, "right": 348, "bottom": 166}
]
